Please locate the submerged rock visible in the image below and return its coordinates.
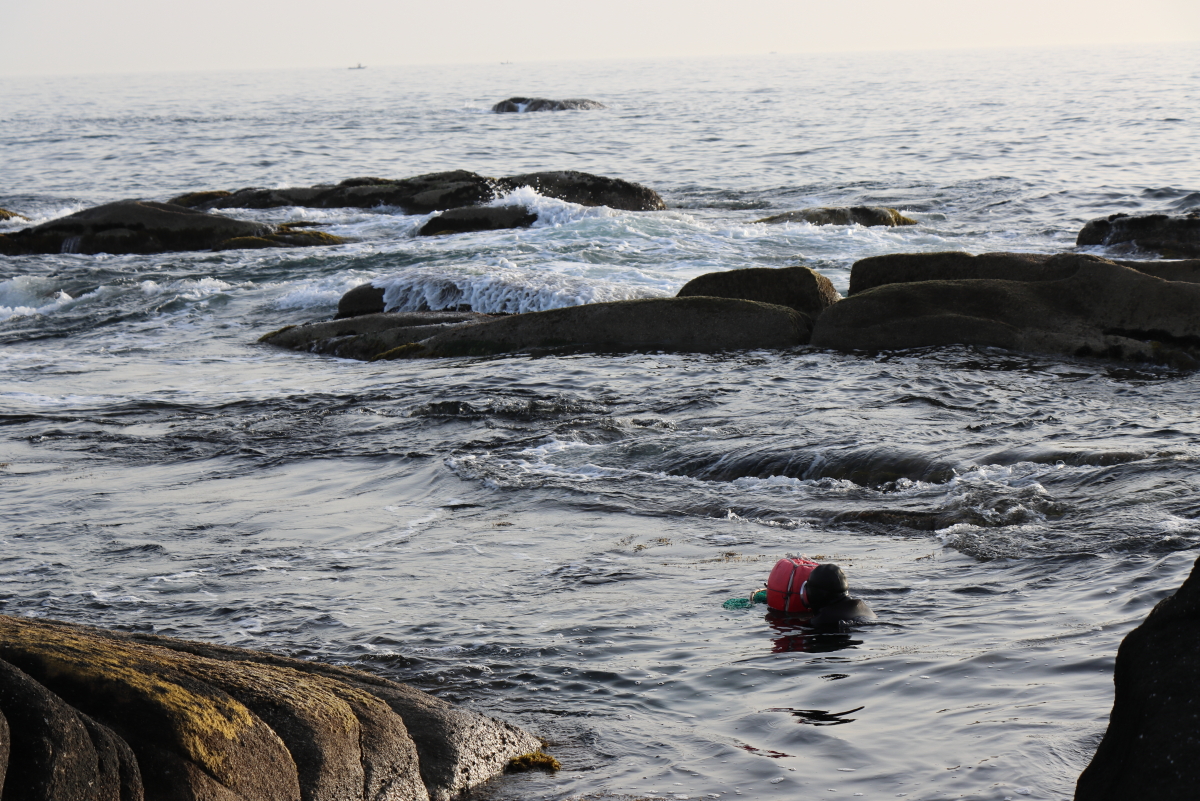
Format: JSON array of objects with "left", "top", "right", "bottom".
[
  {"left": 676, "top": 265, "right": 841, "bottom": 318},
  {"left": 492, "top": 97, "right": 607, "bottom": 112},
  {"left": 1075, "top": 554, "right": 1200, "bottom": 799},
  {"left": 0, "top": 208, "right": 29, "bottom": 222},
  {"left": 1077, "top": 211, "right": 1200, "bottom": 257},
  {"left": 0, "top": 614, "right": 540, "bottom": 801},
  {"left": 172, "top": 169, "right": 665, "bottom": 213},
  {"left": 812, "top": 252, "right": 1200, "bottom": 368},
  {"left": 417, "top": 205, "right": 538, "bottom": 236},
  {"left": 0, "top": 200, "right": 347, "bottom": 256},
  {"left": 755, "top": 207, "right": 917, "bottom": 227}
]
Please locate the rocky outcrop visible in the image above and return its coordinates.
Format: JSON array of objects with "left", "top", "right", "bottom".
[
  {"left": 417, "top": 206, "right": 538, "bottom": 236},
  {"left": 0, "top": 614, "right": 540, "bottom": 801},
  {"left": 495, "top": 171, "right": 665, "bottom": 211},
  {"left": 337, "top": 283, "right": 388, "bottom": 319},
  {"left": 491, "top": 97, "right": 606, "bottom": 112},
  {"left": 262, "top": 312, "right": 494, "bottom": 360},
  {"left": 0, "top": 208, "right": 29, "bottom": 222},
  {"left": 755, "top": 207, "right": 917, "bottom": 227},
  {"left": 171, "top": 170, "right": 666, "bottom": 213},
  {"left": 1078, "top": 211, "right": 1200, "bottom": 257},
  {"left": 676, "top": 265, "right": 841, "bottom": 318},
  {"left": 847, "top": 251, "right": 1200, "bottom": 295},
  {"left": 0, "top": 201, "right": 347, "bottom": 256},
  {"left": 1075, "top": 554, "right": 1200, "bottom": 800},
  {"left": 811, "top": 252, "right": 1200, "bottom": 368},
  {"left": 262, "top": 298, "right": 810, "bottom": 360}
]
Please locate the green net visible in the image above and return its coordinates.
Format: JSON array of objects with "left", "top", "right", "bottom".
[{"left": 722, "top": 589, "right": 768, "bottom": 609}]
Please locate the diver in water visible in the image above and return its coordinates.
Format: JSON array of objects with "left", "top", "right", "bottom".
[{"left": 727, "top": 558, "right": 875, "bottom": 632}]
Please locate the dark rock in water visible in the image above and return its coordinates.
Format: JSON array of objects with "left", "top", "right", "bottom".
[
  {"left": 0, "top": 207, "right": 29, "bottom": 222},
  {"left": 262, "top": 311, "right": 494, "bottom": 360},
  {"left": 1075, "top": 554, "right": 1200, "bottom": 800},
  {"left": 0, "top": 200, "right": 347, "bottom": 256},
  {"left": 676, "top": 265, "right": 841, "bottom": 318},
  {"left": 337, "top": 283, "right": 387, "bottom": 319},
  {"left": 497, "top": 171, "right": 666, "bottom": 211},
  {"left": 755, "top": 207, "right": 917, "bottom": 227},
  {"left": 848, "top": 251, "right": 1200, "bottom": 295},
  {"left": 0, "top": 614, "right": 540, "bottom": 801},
  {"left": 165, "top": 189, "right": 233, "bottom": 208},
  {"left": 403, "top": 297, "right": 811, "bottom": 359},
  {"left": 812, "top": 252, "right": 1200, "bottom": 368},
  {"left": 418, "top": 205, "right": 538, "bottom": 236},
  {"left": 1077, "top": 211, "right": 1200, "bottom": 257},
  {"left": 492, "top": 97, "right": 607, "bottom": 112}
]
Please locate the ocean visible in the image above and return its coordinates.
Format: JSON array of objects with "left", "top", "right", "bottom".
[{"left": 2, "top": 42, "right": 1199, "bottom": 800}]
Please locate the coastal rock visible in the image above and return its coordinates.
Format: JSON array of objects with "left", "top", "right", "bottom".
[
  {"left": 492, "top": 97, "right": 607, "bottom": 112},
  {"left": 811, "top": 252, "right": 1200, "bottom": 368},
  {"left": 396, "top": 297, "right": 811, "bottom": 359},
  {"left": 676, "top": 265, "right": 841, "bottom": 318},
  {"left": 337, "top": 283, "right": 388, "bottom": 318},
  {"left": 1075, "top": 554, "right": 1200, "bottom": 799},
  {"left": 755, "top": 207, "right": 917, "bottom": 227},
  {"left": 1077, "top": 211, "right": 1200, "bottom": 257},
  {"left": 174, "top": 170, "right": 665, "bottom": 213},
  {"left": 0, "top": 614, "right": 540, "bottom": 801},
  {"left": 0, "top": 200, "right": 347, "bottom": 256},
  {"left": 417, "top": 205, "right": 538, "bottom": 236},
  {"left": 496, "top": 171, "right": 666, "bottom": 211},
  {"left": 262, "top": 311, "right": 494, "bottom": 360},
  {"left": 0, "top": 208, "right": 29, "bottom": 222}
]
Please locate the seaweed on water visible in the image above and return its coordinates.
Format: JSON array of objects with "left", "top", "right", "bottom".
[{"left": 506, "top": 751, "right": 561, "bottom": 773}]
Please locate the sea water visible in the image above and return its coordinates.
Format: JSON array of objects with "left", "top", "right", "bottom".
[{"left": 2, "top": 43, "right": 1199, "bottom": 800}]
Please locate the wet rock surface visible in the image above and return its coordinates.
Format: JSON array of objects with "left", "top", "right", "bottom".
[
  {"left": 812, "top": 252, "right": 1200, "bottom": 368},
  {"left": 171, "top": 170, "right": 665, "bottom": 213},
  {"left": 676, "top": 265, "right": 841, "bottom": 318},
  {"left": 417, "top": 205, "right": 538, "bottom": 236},
  {"left": 0, "top": 200, "right": 347, "bottom": 256},
  {"left": 1077, "top": 211, "right": 1200, "bottom": 257},
  {"left": 262, "top": 311, "right": 494, "bottom": 360},
  {"left": 755, "top": 206, "right": 917, "bottom": 227},
  {"left": 0, "top": 614, "right": 540, "bottom": 801},
  {"left": 491, "top": 97, "right": 607, "bottom": 112},
  {"left": 0, "top": 207, "right": 29, "bottom": 222},
  {"left": 1076, "top": 554, "right": 1200, "bottom": 800}
]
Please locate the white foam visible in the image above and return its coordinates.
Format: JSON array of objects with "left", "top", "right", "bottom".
[{"left": 0, "top": 276, "right": 74, "bottom": 321}]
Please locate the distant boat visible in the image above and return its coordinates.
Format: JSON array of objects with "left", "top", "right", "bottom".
[{"left": 349, "top": 63, "right": 366, "bottom": 70}]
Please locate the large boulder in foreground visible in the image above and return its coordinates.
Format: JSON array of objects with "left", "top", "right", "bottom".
[
  {"left": 172, "top": 170, "right": 665, "bottom": 213},
  {"left": 1075, "top": 554, "right": 1200, "bottom": 799},
  {"left": 492, "top": 97, "right": 607, "bottom": 112},
  {"left": 0, "top": 200, "right": 346, "bottom": 256},
  {"left": 755, "top": 207, "right": 916, "bottom": 227},
  {"left": 1078, "top": 211, "right": 1200, "bottom": 257},
  {"left": 811, "top": 252, "right": 1200, "bottom": 368},
  {"left": 262, "top": 298, "right": 810, "bottom": 360},
  {"left": 0, "top": 614, "right": 540, "bottom": 801},
  {"left": 676, "top": 265, "right": 841, "bottom": 318}
]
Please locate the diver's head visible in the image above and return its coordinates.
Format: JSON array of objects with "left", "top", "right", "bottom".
[{"left": 804, "top": 563, "right": 850, "bottom": 610}]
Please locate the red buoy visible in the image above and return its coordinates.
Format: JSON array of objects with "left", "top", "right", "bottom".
[{"left": 766, "top": 557, "right": 820, "bottom": 613}]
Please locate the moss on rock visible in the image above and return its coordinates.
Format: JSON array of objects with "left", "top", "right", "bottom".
[{"left": 506, "top": 751, "right": 561, "bottom": 772}]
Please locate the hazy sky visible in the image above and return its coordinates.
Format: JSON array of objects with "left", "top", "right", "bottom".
[{"left": 2, "top": 0, "right": 1197, "bottom": 76}]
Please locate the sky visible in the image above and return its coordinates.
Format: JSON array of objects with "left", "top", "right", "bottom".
[{"left": 1, "top": 0, "right": 1197, "bottom": 76}]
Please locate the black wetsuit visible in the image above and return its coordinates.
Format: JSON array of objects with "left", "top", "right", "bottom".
[{"left": 809, "top": 595, "right": 876, "bottom": 632}]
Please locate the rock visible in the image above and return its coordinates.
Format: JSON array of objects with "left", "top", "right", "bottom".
[
  {"left": 491, "top": 97, "right": 606, "bottom": 112},
  {"left": 261, "top": 312, "right": 494, "bottom": 360},
  {"left": 811, "top": 253, "right": 1200, "bottom": 368},
  {"left": 0, "top": 208, "right": 29, "bottom": 222},
  {"left": 0, "top": 614, "right": 541, "bottom": 801},
  {"left": 676, "top": 265, "right": 841, "bottom": 318},
  {"left": 175, "top": 170, "right": 665, "bottom": 213},
  {"left": 178, "top": 171, "right": 501, "bottom": 214},
  {"left": 1075, "top": 554, "right": 1200, "bottom": 799},
  {"left": 755, "top": 207, "right": 917, "bottom": 227},
  {"left": 417, "top": 205, "right": 538, "bottom": 236},
  {"left": 1077, "top": 211, "right": 1200, "bottom": 257},
  {"left": 847, "top": 251, "right": 1200, "bottom": 295},
  {"left": 337, "top": 283, "right": 387, "bottom": 319},
  {"left": 0, "top": 201, "right": 347, "bottom": 256},
  {"left": 397, "top": 297, "right": 811, "bottom": 359},
  {"left": 497, "top": 171, "right": 665, "bottom": 211}
]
